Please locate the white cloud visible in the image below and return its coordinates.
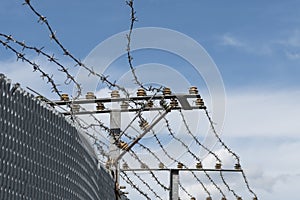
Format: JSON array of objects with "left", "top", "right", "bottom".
[
  {"left": 219, "top": 33, "right": 273, "bottom": 56},
  {"left": 223, "top": 89, "right": 300, "bottom": 138},
  {"left": 221, "top": 34, "right": 243, "bottom": 47}
]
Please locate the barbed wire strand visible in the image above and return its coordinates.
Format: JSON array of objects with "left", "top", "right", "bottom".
[
  {"left": 125, "top": 121, "right": 211, "bottom": 199},
  {"left": 121, "top": 129, "right": 195, "bottom": 199},
  {"left": 120, "top": 171, "right": 151, "bottom": 200},
  {"left": 125, "top": 0, "right": 163, "bottom": 93},
  {"left": 121, "top": 128, "right": 163, "bottom": 165},
  {"left": 179, "top": 109, "right": 222, "bottom": 163},
  {"left": 178, "top": 181, "right": 194, "bottom": 199},
  {"left": 241, "top": 169, "right": 258, "bottom": 199},
  {"left": 204, "top": 109, "right": 240, "bottom": 163},
  {"left": 23, "top": 0, "right": 129, "bottom": 96},
  {"left": 0, "top": 39, "right": 62, "bottom": 97},
  {"left": 0, "top": 33, "right": 82, "bottom": 99},
  {"left": 219, "top": 171, "right": 240, "bottom": 199},
  {"left": 205, "top": 108, "right": 257, "bottom": 198},
  {"left": 128, "top": 150, "right": 169, "bottom": 191},
  {"left": 150, "top": 129, "right": 211, "bottom": 197},
  {"left": 163, "top": 116, "right": 226, "bottom": 198},
  {"left": 122, "top": 160, "right": 164, "bottom": 200}
]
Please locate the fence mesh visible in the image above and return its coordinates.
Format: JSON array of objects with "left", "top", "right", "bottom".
[{"left": 0, "top": 74, "right": 115, "bottom": 200}]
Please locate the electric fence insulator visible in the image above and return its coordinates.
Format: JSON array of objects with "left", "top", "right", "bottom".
[
  {"left": 235, "top": 163, "right": 241, "bottom": 170},
  {"left": 71, "top": 104, "right": 80, "bottom": 112},
  {"left": 206, "top": 197, "right": 212, "bottom": 200},
  {"left": 163, "top": 87, "right": 172, "bottom": 95},
  {"left": 36, "top": 95, "right": 45, "bottom": 101},
  {"left": 160, "top": 99, "right": 170, "bottom": 110},
  {"left": 119, "top": 141, "right": 129, "bottom": 151},
  {"left": 111, "top": 90, "right": 120, "bottom": 98},
  {"left": 237, "top": 197, "right": 242, "bottom": 200},
  {"left": 177, "top": 162, "right": 183, "bottom": 169},
  {"left": 147, "top": 100, "right": 154, "bottom": 108},
  {"left": 215, "top": 163, "right": 222, "bottom": 170},
  {"left": 105, "top": 160, "right": 111, "bottom": 169},
  {"left": 253, "top": 198, "right": 258, "bottom": 200},
  {"left": 189, "top": 86, "right": 198, "bottom": 94},
  {"left": 137, "top": 88, "right": 146, "bottom": 96},
  {"left": 141, "top": 163, "right": 147, "bottom": 169},
  {"left": 170, "top": 98, "right": 179, "bottom": 107},
  {"left": 195, "top": 98, "right": 204, "bottom": 106},
  {"left": 61, "top": 94, "right": 69, "bottom": 101},
  {"left": 86, "top": 92, "right": 96, "bottom": 99},
  {"left": 122, "top": 162, "right": 129, "bottom": 169},
  {"left": 221, "top": 198, "right": 227, "bottom": 200},
  {"left": 121, "top": 101, "right": 129, "bottom": 110},
  {"left": 139, "top": 120, "right": 149, "bottom": 131},
  {"left": 158, "top": 162, "right": 164, "bottom": 169},
  {"left": 119, "top": 186, "right": 126, "bottom": 190},
  {"left": 196, "top": 162, "right": 202, "bottom": 169},
  {"left": 96, "top": 102, "right": 105, "bottom": 111},
  {"left": 191, "top": 198, "right": 196, "bottom": 200}
]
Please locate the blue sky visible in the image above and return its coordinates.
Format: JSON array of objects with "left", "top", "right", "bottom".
[
  {"left": 1, "top": 1, "right": 300, "bottom": 199},
  {"left": 1, "top": 0, "right": 300, "bottom": 89}
]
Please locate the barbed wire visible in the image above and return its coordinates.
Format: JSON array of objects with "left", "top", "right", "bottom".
[
  {"left": 121, "top": 127, "right": 163, "bottom": 165},
  {"left": 125, "top": 0, "right": 163, "bottom": 93},
  {"left": 0, "top": 39, "right": 62, "bottom": 97},
  {"left": 122, "top": 160, "right": 164, "bottom": 200},
  {"left": 128, "top": 150, "right": 169, "bottom": 191},
  {"left": 0, "top": 33, "right": 82, "bottom": 99},
  {"left": 204, "top": 108, "right": 257, "bottom": 198},
  {"left": 179, "top": 181, "right": 194, "bottom": 199},
  {"left": 125, "top": 0, "right": 142, "bottom": 88},
  {"left": 73, "top": 105, "right": 110, "bottom": 133},
  {"left": 0, "top": 1, "right": 258, "bottom": 199},
  {"left": 204, "top": 109, "right": 240, "bottom": 164},
  {"left": 163, "top": 116, "right": 226, "bottom": 198},
  {"left": 179, "top": 109, "right": 222, "bottom": 163},
  {"left": 219, "top": 170, "right": 240, "bottom": 199},
  {"left": 150, "top": 129, "right": 211, "bottom": 197},
  {"left": 120, "top": 171, "right": 151, "bottom": 199},
  {"left": 22, "top": 0, "right": 129, "bottom": 96},
  {"left": 241, "top": 169, "right": 258, "bottom": 199}
]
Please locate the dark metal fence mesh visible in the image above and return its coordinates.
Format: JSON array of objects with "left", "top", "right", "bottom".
[{"left": 0, "top": 74, "right": 115, "bottom": 200}]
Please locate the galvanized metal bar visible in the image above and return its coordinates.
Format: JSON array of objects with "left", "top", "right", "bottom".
[
  {"left": 61, "top": 106, "right": 206, "bottom": 115},
  {"left": 121, "top": 168, "right": 243, "bottom": 172},
  {"left": 50, "top": 94, "right": 201, "bottom": 106}
]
